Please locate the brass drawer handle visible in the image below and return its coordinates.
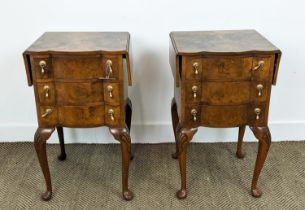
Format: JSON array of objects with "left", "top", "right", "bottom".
[
  {"left": 193, "top": 62, "right": 199, "bottom": 75},
  {"left": 107, "top": 85, "right": 113, "bottom": 98},
  {"left": 106, "top": 59, "right": 113, "bottom": 78},
  {"left": 39, "top": 60, "right": 47, "bottom": 75},
  {"left": 192, "top": 85, "right": 198, "bottom": 99},
  {"left": 42, "top": 109, "right": 53, "bottom": 118},
  {"left": 256, "top": 84, "right": 263, "bottom": 96},
  {"left": 253, "top": 60, "right": 265, "bottom": 71},
  {"left": 108, "top": 109, "right": 115, "bottom": 121},
  {"left": 191, "top": 109, "right": 197, "bottom": 122},
  {"left": 43, "top": 85, "right": 50, "bottom": 98},
  {"left": 254, "top": 108, "right": 261, "bottom": 120}
]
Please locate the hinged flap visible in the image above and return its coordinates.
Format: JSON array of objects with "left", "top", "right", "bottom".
[
  {"left": 23, "top": 52, "right": 33, "bottom": 86},
  {"left": 169, "top": 36, "right": 180, "bottom": 87},
  {"left": 125, "top": 35, "right": 132, "bottom": 86},
  {"left": 125, "top": 53, "right": 132, "bottom": 86},
  {"left": 272, "top": 51, "right": 282, "bottom": 85}
]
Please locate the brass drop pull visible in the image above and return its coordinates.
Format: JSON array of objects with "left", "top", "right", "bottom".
[
  {"left": 107, "top": 85, "right": 113, "bottom": 98},
  {"left": 191, "top": 109, "right": 197, "bottom": 122},
  {"left": 192, "top": 85, "right": 198, "bottom": 99},
  {"left": 39, "top": 60, "right": 47, "bottom": 75},
  {"left": 108, "top": 109, "right": 115, "bottom": 121},
  {"left": 254, "top": 108, "right": 261, "bottom": 120},
  {"left": 193, "top": 62, "right": 199, "bottom": 75},
  {"left": 253, "top": 60, "right": 265, "bottom": 71},
  {"left": 106, "top": 59, "right": 113, "bottom": 78},
  {"left": 41, "top": 109, "right": 52, "bottom": 118},
  {"left": 43, "top": 85, "right": 50, "bottom": 98},
  {"left": 256, "top": 84, "right": 263, "bottom": 96}
]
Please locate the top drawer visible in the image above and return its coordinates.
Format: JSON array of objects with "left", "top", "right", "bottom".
[
  {"left": 202, "top": 56, "right": 253, "bottom": 81},
  {"left": 31, "top": 54, "right": 123, "bottom": 81},
  {"left": 182, "top": 55, "right": 273, "bottom": 81}
]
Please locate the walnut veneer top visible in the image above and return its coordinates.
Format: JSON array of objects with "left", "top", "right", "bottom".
[
  {"left": 170, "top": 30, "right": 280, "bottom": 55},
  {"left": 25, "top": 32, "right": 130, "bottom": 53}
]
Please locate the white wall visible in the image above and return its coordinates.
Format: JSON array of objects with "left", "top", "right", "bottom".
[{"left": 0, "top": 0, "right": 304, "bottom": 143}]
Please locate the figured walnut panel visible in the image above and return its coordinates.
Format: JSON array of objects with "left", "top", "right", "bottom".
[
  {"left": 201, "top": 56, "right": 253, "bottom": 81},
  {"left": 55, "top": 81, "right": 104, "bottom": 105},
  {"left": 58, "top": 105, "right": 105, "bottom": 127},
  {"left": 52, "top": 55, "right": 103, "bottom": 80},
  {"left": 201, "top": 81, "right": 251, "bottom": 105},
  {"left": 200, "top": 105, "right": 249, "bottom": 127}
]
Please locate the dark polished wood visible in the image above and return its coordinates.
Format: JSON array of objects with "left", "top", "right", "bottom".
[
  {"left": 236, "top": 126, "right": 246, "bottom": 159},
  {"left": 125, "top": 98, "right": 134, "bottom": 160},
  {"left": 56, "top": 126, "right": 66, "bottom": 161},
  {"left": 23, "top": 32, "right": 133, "bottom": 201},
  {"left": 169, "top": 30, "right": 281, "bottom": 198},
  {"left": 171, "top": 98, "right": 179, "bottom": 159}
]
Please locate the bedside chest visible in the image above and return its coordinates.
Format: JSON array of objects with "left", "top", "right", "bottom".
[
  {"left": 169, "top": 30, "right": 281, "bottom": 199},
  {"left": 23, "top": 32, "right": 134, "bottom": 201}
]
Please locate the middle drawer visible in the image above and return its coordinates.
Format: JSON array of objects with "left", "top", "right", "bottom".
[
  {"left": 184, "top": 81, "right": 269, "bottom": 105},
  {"left": 51, "top": 54, "right": 122, "bottom": 80},
  {"left": 55, "top": 81, "right": 104, "bottom": 105},
  {"left": 38, "top": 81, "right": 122, "bottom": 105}
]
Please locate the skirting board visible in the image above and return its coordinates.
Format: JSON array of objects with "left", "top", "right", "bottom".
[{"left": 0, "top": 121, "right": 304, "bottom": 144}]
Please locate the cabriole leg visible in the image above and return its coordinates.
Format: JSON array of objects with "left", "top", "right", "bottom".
[
  {"left": 176, "top": 128, "right": 198, "bottom": 199},
  {"left": 250, "top": 126, "right": 271, "bottom": 197},
  {"left": 110, "top": 126, "right": 133, "bottom": 201},
  {"left": 34, "top": 127, "right": 55, "bottom": 201}
]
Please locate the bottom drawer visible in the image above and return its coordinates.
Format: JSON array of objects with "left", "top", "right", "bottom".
[
  {"left": 38, "top": 105, "right": 123, "bottom": 128},
  {"left": 58, "top": 105, "right": 105, "bottom": 127},
  {"left": 201, "top": 105, "right": 249, "bottom": 127},
  {"left": 183, "top": 104, "right": 267, "bottom": 128}
]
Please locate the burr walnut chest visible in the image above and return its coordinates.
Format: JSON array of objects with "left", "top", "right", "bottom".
[
  {"left": 169, "top": 30, "right": 281, "bottom": 199},
  {"left": 23, "top": 32, "right": 134, "bottom": 201}
]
